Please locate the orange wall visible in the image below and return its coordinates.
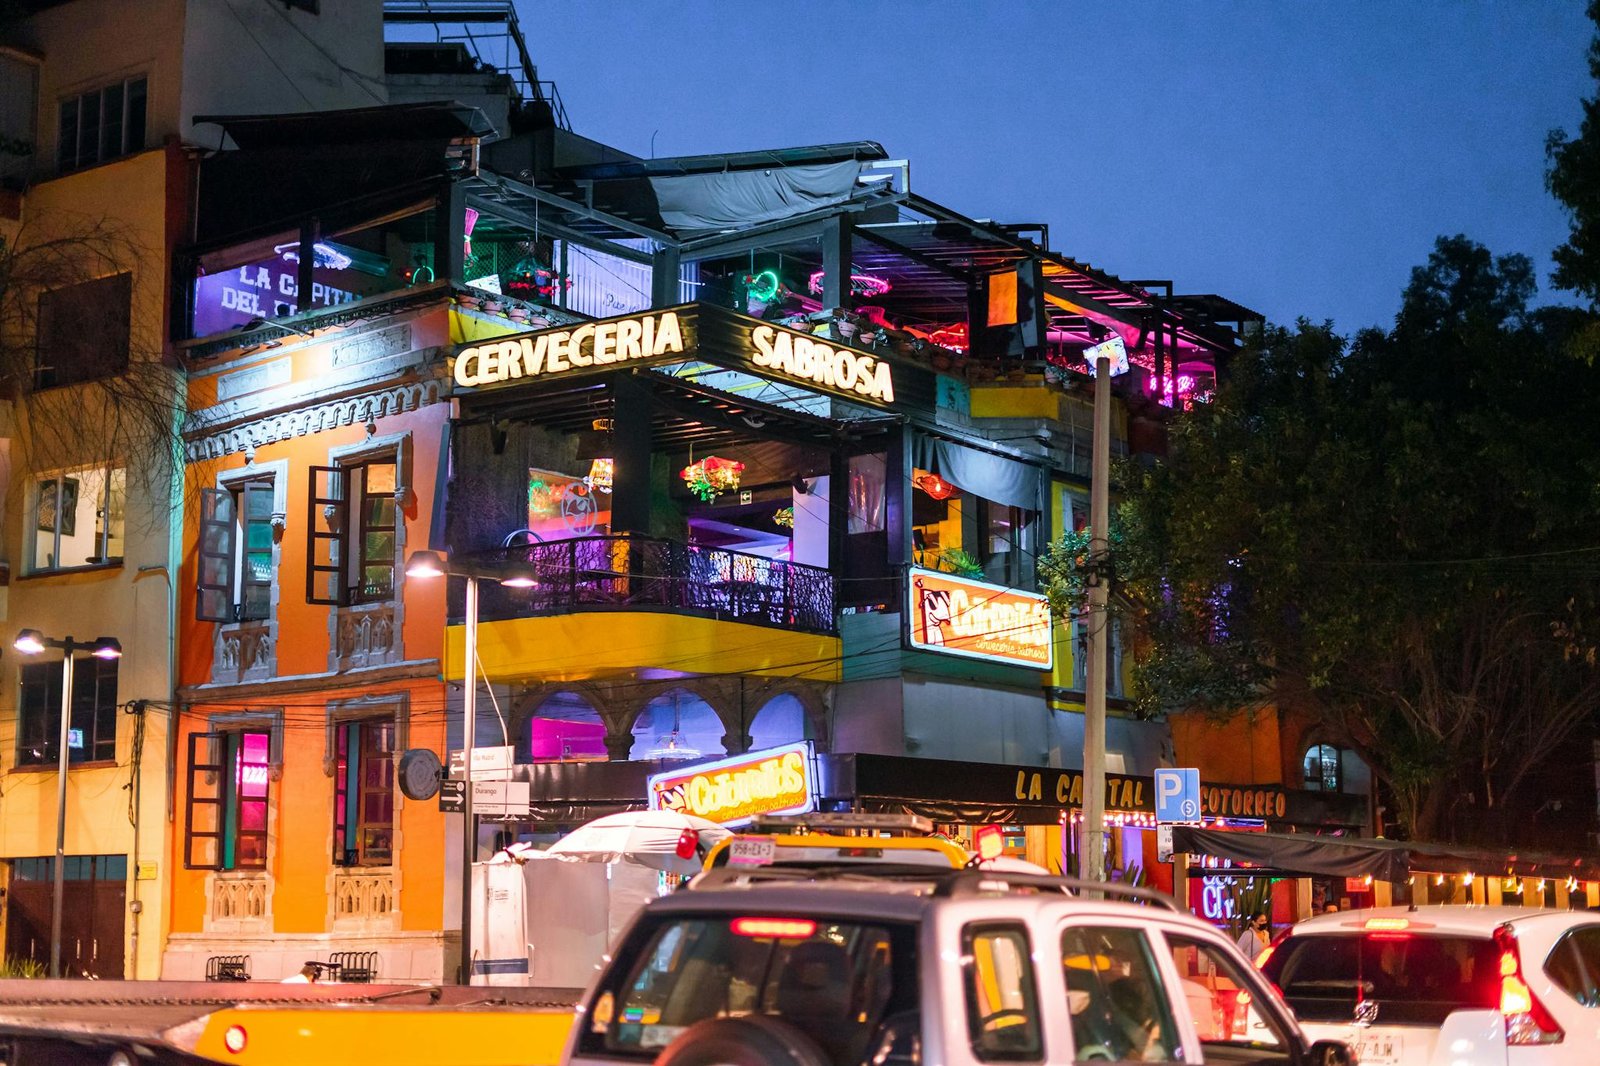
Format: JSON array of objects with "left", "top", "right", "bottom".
[
  {"left": 170, "top": 305, "right": 454, "bottom": 936},
  {"left": 1168, "top": 708, "right": 1284, "bottom": 786}
]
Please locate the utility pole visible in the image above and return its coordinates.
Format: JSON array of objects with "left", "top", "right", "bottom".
[{"left": 1081, "top": 335, "right": 1127, "bottom": 882}]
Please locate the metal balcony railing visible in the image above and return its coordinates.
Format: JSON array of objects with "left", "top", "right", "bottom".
[{"left": 446, "top": 535, "right": 836, "bottom": 635}]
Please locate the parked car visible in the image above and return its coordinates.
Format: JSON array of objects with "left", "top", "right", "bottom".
[
  {"left": 1261, "top": 905, "right": 1599, "bottom": 1066},
  {"left": 563, "top": 867, "right": 1354, "bottom": 1065}
]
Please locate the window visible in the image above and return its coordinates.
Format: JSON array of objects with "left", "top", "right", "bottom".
[
  {"left": 1167, "top": 935, "right": 1292, "bottom": 1055},
  {"left": 15, "top": 657, "right": 118, "bottom": 767},
  {"left": 333, "top": 716, "right": 395, "bottom": 865},
  {"left": 35, "top": 272, "right": 132, "bottom": 388},
  {"left": 1302, "top": 744, "right": 1342, "bottom": 792},
  {"left": 198, "top": 481, "right": 276, "bottom": 622},
  {"left": 57, "top": 76, "right": 145, "bottom": 173},
  {"left": 1546, "top": 926, "right": 1600, "bottom": 1008},
  {"left": 1060, "top": 926, "right": 1179, "bottom": 1063},
  {"left": 308, "top": 457, "right": 400, "bottom": 605},
  {"left": 582, "top": 914, "right": 916, "bottom": 1062},
  {"left": 978, "top": 500, "right": 1037, "bottom": 588},
  {"left": 962, "top": 923, "right": 1044, "bottom": 1062},
  {"left": 185, "top": 731, "right": 270, "bottom": 870},
  {"left": 1260, "top": 932, "right": 1499, "bottom": 1027},
  {"left": 30, "top": 466, "right": 125, "bottom": 572}
]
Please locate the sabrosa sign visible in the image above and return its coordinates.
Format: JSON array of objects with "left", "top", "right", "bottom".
[
  {"left": 453, "top": 309, "right": 686, "bottom": 388},
  {"left": 907, "top": 568, "right": 1053, "bottom": 670},
  {"left": 648, "top": 741, "right": 816, "bottom": 827},
  {"left": 749, "top": 324, "right": 895, "bottom": 404}
]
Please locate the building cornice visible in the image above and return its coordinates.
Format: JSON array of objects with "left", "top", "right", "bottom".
[{"left": 183, "top": 376, "right": 446, "bottom": 462}]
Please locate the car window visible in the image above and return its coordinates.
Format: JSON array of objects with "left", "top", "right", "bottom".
[
  {"left": 1061, "top": 925, "right": 1181, "bottom": 1063},
  {"left": 1167, "top": 934, "right": 1290, "bottom": 1055},
  {"left": 962, "top": 923, "right": 1045, "bottom": 1062},
  {"left": 580, "top": 914, "right": 915, "bottom": 1065},
  {"left": 1546, "top": 926, "right": 1600, "bottom": 1007},
  {"left": 1260, "top": 933, "right": 1498, "bottom": 1026}
]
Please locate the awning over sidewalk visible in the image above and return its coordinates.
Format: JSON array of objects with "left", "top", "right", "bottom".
[{"left": 1170, "top": 826, "right": 1600, "bottom": 883}]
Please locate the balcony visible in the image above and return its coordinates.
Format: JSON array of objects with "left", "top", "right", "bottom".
[{"left": 448, "top": 535, "right": 836, "bottom": 635}]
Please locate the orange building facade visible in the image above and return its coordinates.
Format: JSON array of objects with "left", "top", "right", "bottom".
[{"left": 163, "top": 294, "right": 459, "bottom": 981}]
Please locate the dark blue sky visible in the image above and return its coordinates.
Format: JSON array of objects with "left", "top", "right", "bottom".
[{"left": 514, "top": 1, "right": 1593, "bottom": 334}]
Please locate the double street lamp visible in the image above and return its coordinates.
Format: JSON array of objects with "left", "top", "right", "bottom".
[
  {"left": 12, "top": 629, "right": 122, "bottom": 979},
  {"left": 404, "top": 549, "right": 536, "bottom": 985}
]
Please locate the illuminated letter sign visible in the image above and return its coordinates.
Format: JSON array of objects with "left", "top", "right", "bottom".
[
  {"left": 907, "top": 568, "right": 1053, "bottom": 670},
  {"left": 453, "top": 310, "right": 685, "bottom": 388},
  {"left": 647, "top": 741, "right": 816, "bottom": 827},
  {"left": 749, "top": 324, "right": 895, "bottom": 404}
]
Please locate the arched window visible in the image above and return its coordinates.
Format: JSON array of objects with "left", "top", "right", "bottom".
[
  {"left": 525, "top": 690, "right": 606, "bottom": 761},
  {"left": 1302, "top": 744, "right": 1342, "bottom": 792},
  {"left": 629, "top": 690, "right": 726, "bottom": 761},
  {"left": 748, "top": 693, "right": 809, "bottom": 751}
]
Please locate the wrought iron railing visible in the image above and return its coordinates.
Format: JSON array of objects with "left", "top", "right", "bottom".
[{"left": 447, "top": 535, "right": 836, "bottom": 635}]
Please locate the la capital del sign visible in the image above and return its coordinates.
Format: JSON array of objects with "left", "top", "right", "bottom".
[
  {"left": 908, "top": 568, "right": 1053, "bottom": 670},
  {"left": 453, "top": 310, "right": 687, "bottom": 388},
  {"left": 648, "top": 741, "right": 816, "bottom": 827}
]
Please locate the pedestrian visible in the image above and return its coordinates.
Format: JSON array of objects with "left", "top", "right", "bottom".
[{"left": 1236, "top": 913, "right": 1270, "bottom": 959}]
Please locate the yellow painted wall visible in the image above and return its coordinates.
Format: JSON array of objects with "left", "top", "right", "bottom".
[
  {"left": 447, "top": 612, "right": 842, "bottom": 685},
  {"left": 0, "top": 147, "right": 178, "bottom": 979}
]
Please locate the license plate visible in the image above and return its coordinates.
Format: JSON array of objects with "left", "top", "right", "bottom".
[
  {"left": 728, "top": 838, "right": 776, "bottom": 866},
  {"left": 1354, "top": 1032, "right": 1400, "bottom": 1066}
]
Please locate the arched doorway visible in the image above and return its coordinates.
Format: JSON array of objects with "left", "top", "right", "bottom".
[
  {"left": 525, "top": 690, "right": 606, "bottom": 761},
  {"left": 748, "top": 692, "right": 809, "bottom": 751},
  {"left": 629, "top": 690, "right": 726, "bottom": 761}
]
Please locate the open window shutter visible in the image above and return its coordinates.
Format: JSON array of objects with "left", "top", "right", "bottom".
[
  {"left": 239, "top": 481, "right": 274, "bottom": 621},
  {"left": 307, "top": 465, "right": 348, "bottom": 605},
  {"left": 185, "top": 732, "right": 225, "bottom": 870},
  {"left": 197, "top": 488, "right": 236, "bottom": 622}
]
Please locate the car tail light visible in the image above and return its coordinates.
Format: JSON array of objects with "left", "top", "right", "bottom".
[
  {"left": 731, "top": 917, "right": 817, "bottom": 939},
  {"left": 223, "top": 1025, "right": 248, "bottom": 1054},
  {"left": 1364, "top": 917, "right": 1411, "bottom": 931},
  {"left": 1494, "top": 925, "right": 1563, "bottom": 1045}
]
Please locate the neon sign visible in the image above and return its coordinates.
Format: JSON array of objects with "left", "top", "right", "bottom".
[
  {"left": 648, "top": 741, "right": 816, "bottom": 827},
  {"left": 453, "top": 310, "right": 686, "bottom": 388},
  {"left": 907, "top": 568, "right": 1053, "bottom": 669},
  {"left": 750, "top": 324, "right": 895, "bottom": 403}
]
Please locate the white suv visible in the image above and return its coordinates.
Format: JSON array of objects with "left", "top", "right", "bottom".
[
  {"left": 1262, "top": 905, "right": 1600, "bottom": 1066},
  {"left": 563, "top": 869, "right": 1353, "bottom": 1066}
]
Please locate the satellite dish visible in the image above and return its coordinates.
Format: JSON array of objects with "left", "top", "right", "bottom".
[{"left": 398, "top": 748, "right": 443, "bottom": 800}]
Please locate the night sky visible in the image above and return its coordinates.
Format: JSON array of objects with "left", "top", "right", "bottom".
[{"left": 511, "top": 1, "right": 1593, "bottom": 334}]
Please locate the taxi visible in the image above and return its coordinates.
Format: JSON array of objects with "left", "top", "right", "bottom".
[{"left": 700, "top": 812, "right": 972, "bottom": 871}]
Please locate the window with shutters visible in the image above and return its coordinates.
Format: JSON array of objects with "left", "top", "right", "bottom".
[
  {"left": 198, "top": 480, "right": 277, "bottom": 623},
  {"left": 332, "top": 716, "right": 396, "bottom": 866},
  {"left": 184, "top": 730, "right": 271, "bottom": 870},
  {"left": 307, "top": 456, "right": 400, "bottom": 606}
]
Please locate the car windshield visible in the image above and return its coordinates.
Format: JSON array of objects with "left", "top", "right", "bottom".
[
  {"left": 1261, "top": 932, "right": 1500, "bottom": 1026},
  {"left": 579, "top": 914, "right": 919, "bottom": 1065}
]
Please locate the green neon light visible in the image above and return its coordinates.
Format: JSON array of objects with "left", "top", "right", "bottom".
[{"left": 748, "top": 269, "right": 781, "bottom": 303}]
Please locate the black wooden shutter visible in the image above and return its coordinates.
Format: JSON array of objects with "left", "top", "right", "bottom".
[
  {"left": 307, "top": 465, "right": 348, "bottom": 605},
  {"left": 184, "top": 732, "right": 224, "bottom": 870},
  {"left": 197, "top": 488, "right": 236, "bottom": 622}
]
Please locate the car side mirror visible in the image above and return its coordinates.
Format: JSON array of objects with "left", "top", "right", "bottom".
[{"left": 1306, "top": 1039, "right": 1354, "bottom": 1066}]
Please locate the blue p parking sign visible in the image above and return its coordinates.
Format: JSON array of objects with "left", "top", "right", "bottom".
[{"left": 1154, "top": 767, "right": 1201, "bottom": 823}]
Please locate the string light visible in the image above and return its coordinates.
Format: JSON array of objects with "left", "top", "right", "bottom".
[
  {"left": 1434, "top": 874, "right": 1446, "bottom": 886},
  {"left": 807, "top": 269, "right": 891, "bottom": 299},
  {"left": 1463, "top": 872, "right": 1474, "bottom": 886}
]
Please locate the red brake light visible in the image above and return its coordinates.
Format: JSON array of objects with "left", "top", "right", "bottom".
[
  {"left": 731, "top": 917, "right": 816, "bottom": 939},
  {"left": 1364, "top": 917, "right": 1410, "bottom": 931},
  {"left": 1494, "top": 926, "right": 1563, "bottom": 1045},
  {"left": 674, "top": 828, "right": 699, "bottom": 860}
]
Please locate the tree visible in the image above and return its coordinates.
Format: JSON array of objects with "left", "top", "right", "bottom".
[
  {"left": 1042, "top": 236, "right": 1600, "bottom": 845},
  {"left": 1547, "top": 1, "right": 1600, "bottom": 307},
  {"left": 0, "top": 213, "right": 183, "bottom": 514}
]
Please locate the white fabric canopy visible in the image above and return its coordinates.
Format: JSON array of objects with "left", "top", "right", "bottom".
[{"left": 546, "top": 810, "right": 732, "bottom": 874}]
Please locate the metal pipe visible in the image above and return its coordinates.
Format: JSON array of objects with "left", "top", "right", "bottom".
[
  {"left": 460, "top": 576, "right": 478, "bottom": 985},
  {"left": 51, "top": 645, "right": 77, "bottom": 979},
  {"left": 1082, "top": 357, "right": 1112, "bottom": 883}
]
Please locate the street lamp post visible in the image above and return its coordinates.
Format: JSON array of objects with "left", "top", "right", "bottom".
[
  {"left": 12, "top": 629, "right": 122, "bottom": 979},
  {"left": 1079, "top": 335, "right": 1128, "bottom": 883},
  {"left": 405, "top": 549, "right": 533, "bottom": 985}
]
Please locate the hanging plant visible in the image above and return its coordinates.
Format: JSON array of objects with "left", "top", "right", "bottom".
[{"left": 680, "top": 456, "right": 744, "bottom": 502}]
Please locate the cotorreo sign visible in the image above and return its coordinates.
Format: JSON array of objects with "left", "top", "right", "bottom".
[
  {"left": 906, "top": 568, "right": 1053, "bottom": 670},
  {"left": 453, "top": 309, "right": 687, "bottom": 388},
  {"left": 648, "top": 741, "right": 816, "bottom": 827}
]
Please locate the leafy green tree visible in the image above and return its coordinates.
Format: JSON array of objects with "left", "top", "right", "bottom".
[
  {"left": 1548, "top": 1, "right": 1600, "bottom": 306},
  {"left": 1043, "top": 237, "right": 1600, "bottom": 844}
]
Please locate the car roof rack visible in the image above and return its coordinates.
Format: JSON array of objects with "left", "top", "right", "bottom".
[
  {"left": 748, "top": 812, "right": 935, "bottom": 835},
  {"left": 689, "top": 864, "right": 944, "bottom": 890},
  {"left": 931, "top": 870, "right": 1180, "bottom": 911}
]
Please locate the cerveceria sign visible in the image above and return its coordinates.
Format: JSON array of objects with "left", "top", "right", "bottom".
[
  {"left": 647, "top": 741, "right": 816, "bottom": 827},
  {"left": 453, "top": 310, "right": 686, "bottom": 388},
  {"left": 450, "top": 303, "right": 902, "bottom": 407}
]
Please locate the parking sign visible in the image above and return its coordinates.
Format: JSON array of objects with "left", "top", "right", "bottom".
[{"left": 1154, "top": 767, "right": 1201, "bottom": 824}]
